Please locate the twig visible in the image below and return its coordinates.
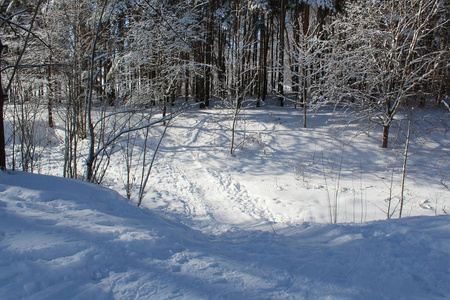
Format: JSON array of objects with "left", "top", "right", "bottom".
[
  {"left": 138, "top": 118, "right": 171, "bottom": 207},
  {"left": 399, "top": 120, "right": 411, "bottom": 218}
]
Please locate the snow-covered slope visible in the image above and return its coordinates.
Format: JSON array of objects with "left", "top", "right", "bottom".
[
  {"left": 121, "top": 106, "right": 449, "bottom": 234},
  {"left": 12, "top": 103, "right": 448, "bottom": 234},
  {"left": 1, "top": 171, "right": 449, "bottom": 299}
]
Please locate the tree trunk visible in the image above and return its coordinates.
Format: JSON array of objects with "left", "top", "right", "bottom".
[
  {"left": 302, "top": 3, "right": 310, "bottom": 35},
  {"left": 291, "top": 3, "right": 301, "bottom": 105},
  {"left": 184, "top": 52, "right": 190, "bottom": 101},
  {"left": 278, "top": 0, "right": 286, "bottom": 107},
  {"left": 195, "top": 40, "right": 206, "bottom": 108},
  {"left": 382, "top": 125, "right": 390, "bottom": 148},
  {"left": 47, "top": 57, "right": 54, "bottom": 128},
  {"left": 204, "top": 0, "right": 215, "bottom": 108},
  {"left": 257, "top": 12, "right": 266, "bottom": 107},
  {"left": 262, "top": 13, "right": 269, "bottom": 103},
  {"left": 85, "top": 0, "right": 108, "bottom": 182},
  {"left": 301, "top": 4, "right": 310, "bottom": 128},
  {"left": 217, "top": 28, "right": 226, "bottom": 96},
  {"left": 0, "top": 40, "right": 5, "bottom": 169},
  {"left": 303, "top": 75, "right": 307, "bottom": 128}
]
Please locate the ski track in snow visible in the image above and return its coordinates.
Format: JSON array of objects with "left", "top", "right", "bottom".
[
  {"left": 1, "top": 104, "right": 449, "bottom": 299},
  {"left": 152, "top": 111, "right": 276, "bottom": 233},
  {"left": 1, "top": 168, "right": 450, "bottom": 299},
  {"left": 138, "top": 106, "right": 449, "bottom": 233},
  {"left": 158, "top": 113, "right": 318, "bottom": 233}
]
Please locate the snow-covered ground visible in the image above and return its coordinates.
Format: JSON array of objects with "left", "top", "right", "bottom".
[
  {"left": 1, "top": 170, "right": 450, "bottom": 299},
  {"left": 1, "top": 102, "right": 449, "bottom": 298},
  {"left": 107, "top": 103, "right": 448, "bottom": 234}
]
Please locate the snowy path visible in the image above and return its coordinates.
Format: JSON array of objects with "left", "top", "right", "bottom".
[
  {"left": 1, "top": 171, "right": 449, "bottom": 299},
  {"left": 149, "top": 111, "right": 277, "bottom": 233},
  {"left": 14, "top": 103, "right": 447, "bottom": 233},
  {"left": 2, "top": 100, "right": 449, "bottom": 298},
  {"left": 139, "top": 107, "right": 449, "bottom": 234}
]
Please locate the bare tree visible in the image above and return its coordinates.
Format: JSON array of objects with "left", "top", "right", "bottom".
[
  {"left": 0, "top": 0, "right": 44, "bottom": 170},
  {"left": 311, "top": 0, "right": 448, "bottom": 148},
  {"left": 399, "top": 120, "right": 412, "bottom": 218}
]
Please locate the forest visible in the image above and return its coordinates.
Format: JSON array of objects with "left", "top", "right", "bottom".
[
  {"left": 0, "top": 0, "right": 448, "bottom": 183},
  {"left": 1, "top": 1, "right": 450, "bottom": 298}
]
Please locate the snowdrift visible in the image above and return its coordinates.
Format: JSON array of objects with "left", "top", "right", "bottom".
[{"left": 1, "top": 171, "right": 449, "bottom": 299}]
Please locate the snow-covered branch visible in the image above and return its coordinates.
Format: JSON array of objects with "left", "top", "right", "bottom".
[{"left": 92, "top": 104, "right": 192, "bottom": 165}]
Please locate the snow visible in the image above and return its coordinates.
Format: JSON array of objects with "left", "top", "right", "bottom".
[
  {"left": 1, "top": 102, "right": 449, "bottom": 298},
  {"left": 1, "top": 170, "right": 449, "bottom": 299},
  {"left": 125, "top": 104, "right": 448, "bottom": 234}
]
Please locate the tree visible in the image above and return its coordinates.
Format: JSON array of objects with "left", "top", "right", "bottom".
[
  {"left": 312, "top": 0, "right": 448, "bottom": 148},
  {"left": 0, "top": 0, "right": 44, "bottom": 170},
  {"left": 0, "top": 39, "right": 6, "bottom": 169},
  {"left": 83, "top": 0, "right": 202, "bottom": 182},
  {"left": 277, "top": 0, "right": 286, "bottom": 107}
]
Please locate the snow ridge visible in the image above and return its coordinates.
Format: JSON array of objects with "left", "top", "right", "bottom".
[{"left": 1, "top": 171, "right": 449, "bottom": 299}]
